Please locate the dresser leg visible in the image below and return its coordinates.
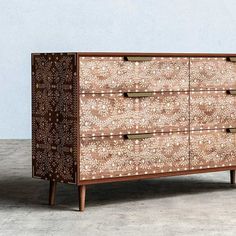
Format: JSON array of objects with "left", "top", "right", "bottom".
[
  {"left": 49, "top": 180, "right": 57, "bottom": 206},
  {"left": 230, "top": 170, "right": 235, "bottom": 185},
  {"left": 79, "top": 185, "right": 86, "bottom": 211}
]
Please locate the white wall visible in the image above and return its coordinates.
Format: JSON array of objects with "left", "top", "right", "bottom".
[{"left": 0, "top": 0, "right": 236, "bottom": 139}]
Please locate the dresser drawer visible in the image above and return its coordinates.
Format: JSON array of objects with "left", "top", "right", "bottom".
[
  {"left": 80, "top": 132, "right": 189, "bottom": 180},
  {"left": 190, "top": 91, "right": 236, "bottom": 130},
  {"left": 80, "top": 91, "right": 189, "bottom": 137},
  {"left": 79, "top": 56, "right": 189, "bottom": 93},
  {"left": 190, "top": 129, "right": 236, "bottom": 169},
  {"left": 190, "top": 57, "right": 236, "bottom": 91}
]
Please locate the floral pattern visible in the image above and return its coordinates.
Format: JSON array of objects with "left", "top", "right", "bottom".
[
  {"left": 190, "top": 130, "right": 236, "bottom": 169},
  {"left": 32, "top": 53, "right": 77, "bottom": 183},
  {"left": 190, "top": 57, "right": 236, "bottom": 90},
  {"left": 79, "top": 57, "right": 189, "bottom": 93},
  {"left": 80, "top": 92, "right": 189, "bottom": 136},
  {"left": 32, "top": 54, "right": 236, "bottom": 183},
  {"left": 190, "top": 90, "right": 236, "bottom": 130},
  {"left": 80, "top": 132, "right": 189, "bottom": 180}
]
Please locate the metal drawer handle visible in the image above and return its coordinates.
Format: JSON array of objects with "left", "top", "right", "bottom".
[
  {"left": 124, "top": 56, "right": 153, "bottom": 62},
  {"left": 124, "top": 133, "right": 153, "bottom": 140},
  {"left": 124, "top": 92, "right": 153, "bottom": 98},
  {"left": 226, "top": 128, "right": 236, "bottom": 133},
  {"left": 228, "top": 57, "right": 236, "bottom": 62},
  {"left": 226, "top": 90, "right": 236, "bottom": 95}
]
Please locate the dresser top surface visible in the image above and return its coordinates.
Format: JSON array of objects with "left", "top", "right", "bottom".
[{"left": 31, "top": 52, "right": 236, "bottom": 57}]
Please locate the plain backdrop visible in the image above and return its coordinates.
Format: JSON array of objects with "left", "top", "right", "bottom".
[{"left": 0, "top": 0, "right": 236, "bottom": 139}]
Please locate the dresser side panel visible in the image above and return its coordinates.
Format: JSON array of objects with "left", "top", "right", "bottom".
[{"left": 32, "top": 53, "right": 78, "bottom": 184}]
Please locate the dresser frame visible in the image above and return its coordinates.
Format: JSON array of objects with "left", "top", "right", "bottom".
[{"left": 32, "top": 52, "right": 236, "bottom": 211}]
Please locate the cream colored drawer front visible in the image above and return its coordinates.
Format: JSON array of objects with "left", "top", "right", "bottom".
[
  {"left": 80, "top": 92, "right": 189, "bottom": 137},
  {"left": 190, "top": 57, "right": 236, "bottom": 91},
  {"left": 190, "top": 129, "right": 236, "bottom": 170},
  {"left": 80, "top": 132, "right": 189, "bottom": 180},
  {"left": 79, "top": 57, "right": 189, "bottom": 93},
  {"left": 190, "top": 91, "right": 236, "bottom": 130}
]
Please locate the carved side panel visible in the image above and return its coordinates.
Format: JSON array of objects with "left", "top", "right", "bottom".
[{"left": 32, "top": 53, "right": 77, "bottom": 183}]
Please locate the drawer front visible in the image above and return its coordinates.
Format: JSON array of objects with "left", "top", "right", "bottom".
[
  {"left": 190, "top": 129, "right": 236, "bottom": 169},
  {"left": 80, "top": 132, "right": 189, "bottom": 180},
  {"left": 80, "top": 92, "right": 189, "bottom": 137},
  {"left": 190, "top": 91, "right": 236, "bottom": 130},
  {"left": 190, "top": 57, "right": 236, "bottom": 90},
  {"left": 79, "top": 57, "right": 189, "bottom": 93}
]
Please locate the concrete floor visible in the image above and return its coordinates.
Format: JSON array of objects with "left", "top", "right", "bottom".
[{"left": 0, "top": 140, "right": 236, "bottom": 236}]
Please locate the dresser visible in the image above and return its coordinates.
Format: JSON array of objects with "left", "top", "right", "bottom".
[{"left": 32, "top": 53, "right": 236, "bottom": 211}]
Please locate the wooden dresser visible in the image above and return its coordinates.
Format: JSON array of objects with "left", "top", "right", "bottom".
[{"left": 32, "top": 53, "right": 236, "bottom": 211}]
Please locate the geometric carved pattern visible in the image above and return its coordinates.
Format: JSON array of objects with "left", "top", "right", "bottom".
[
  {"left": 190, "top": 57, "right": 236, "bottom": 91},
  {"left": 80, "top": 57, "right": 189, "bottom": 93},
  {"left": 80, "top": 92, "right": 189, "bottom": 136},
  {"left": 80, "top": 132, "right": 189, "bottom": 180},
  {"left": 32, "top": 53, "right": 77, "bottom": 183},
  {"left": 190, "top": 129, "right": 236, "bottom": 169},
  {"left": 190, "top": 91, "right": 236, "bottom": 130},
  {"left": 32, "top": 53, "right": 236, "bottom": 185}
]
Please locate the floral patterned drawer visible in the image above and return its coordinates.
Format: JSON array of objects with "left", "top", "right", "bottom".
[
  {"left": 190, "top": 57, "right": 236, "bottom": 91},
  {"left": 190, "top": 91, "right": 236, "bottom": 130},
  {"left": 79, "top": 57, "right": 189, "bottom": 93},
  {"left": 80, "top": 91, "right": 189, "bottom": 137},
  {"left": 190, "top": 129, "right": 236, "bottom": 170},
  {"left": 80, "top": 132, "right": 189, "bottom": 180}
]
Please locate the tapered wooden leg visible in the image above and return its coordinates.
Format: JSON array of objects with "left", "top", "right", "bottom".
[
  {"left": 79, "top": 185, "right": 86, "bottom": 211},
  {"left": 230, "top": 170, "right": 235, "bottom": 185},
  {"left": 49, "top": 180, "right": 57, "bottom": 206}
]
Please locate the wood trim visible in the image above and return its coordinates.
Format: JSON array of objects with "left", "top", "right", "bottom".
[
  {"left": 79, "top": 185, "right": 86, "bottom": 211},
  {"left": 31, "top": 52, "right": 236, "bottom": 58},
  {"left": 77, "top": 52, "right": 236, "bottom": 57},
  {"left": 78, "top": 166, "right": 236, "bottom": 185},
  {"left": 74, "top": 53, "right": 79, "bottom": 184},
  {"left": 76, "top": 53, "right": 80, "bottom": 185},
  {"left": 49, "top": 181, "right": 57, "bottom": 205},
  {"left": 31, "top": 53, "right": 35, "bottom": 179}
]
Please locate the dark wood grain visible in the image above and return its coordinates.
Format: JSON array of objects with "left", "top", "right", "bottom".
[
  {"left": 78, "top": 166, "right": 236, "bottom": 185},
  {"left": 49, "top": 180, "right": 57, "bottom": 206},
  {"left": 230, "top": 170, "right": 235, "bottom": 184},
  {"left": 79, "top": 185, "right": 86, "bottom": 211}
]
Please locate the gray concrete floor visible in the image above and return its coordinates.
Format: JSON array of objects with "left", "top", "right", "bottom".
[{"left": 0, "top": 140, "right": 236, "bottom": 236}]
